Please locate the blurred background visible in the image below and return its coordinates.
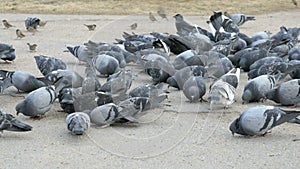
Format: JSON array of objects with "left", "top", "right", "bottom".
[{"left": 0, "top": 0, "right": 298, "bottom": 15}]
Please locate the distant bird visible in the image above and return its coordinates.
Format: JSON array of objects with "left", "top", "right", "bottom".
[
  {"left": 66, "top": 112, "right": 90, "bottom": 135},
  {"left": 130, "top": 23, "right": 137, "bottom": 30},
  {"left": 149, "top": 12, "right": 157, "bottom": 22},
  {"left": 38, "top": 20, "right": 47, "bottom": 27},
  {"left": 157, "top": 6, "right": 168, "bottom": 20},
  {"left": 224, "top": 12, "right": 255, "bottom": 26},
  {"left": 2, "top": 20, "right": 14, "bottom": 29},
  {"left": 0, "top": 43, "right": 16, "bottom": 62},
  {"left": 16, "top": 29, "right": 25, "bottom": 39},
  {"left": 27, "top": 26, "right": 37, "bottom": 35},
  {"left": 230, "top": 105, "right": 300, "bottom": 136},
  {"left": 16, "top": 86, "right": 56, "bottom": 118},
  {"left": 84, "top": 24, "right": 96, "bottom": 31},
  {"left": 292, "top": 0, "right": 298, "bottom": 6},
  {"left": 25, "top": 17, "right": 40, "bottom": 30},
  {"left": 0, "top": 110, "right": 32, "bottom": 133},
  {"left": 27, "top": 43, "right": 37, "bottom": 52}
]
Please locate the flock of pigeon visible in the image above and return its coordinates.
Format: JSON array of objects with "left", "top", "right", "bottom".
[{"left": 1, "top": 10, "right": 300, "bottom": 138}]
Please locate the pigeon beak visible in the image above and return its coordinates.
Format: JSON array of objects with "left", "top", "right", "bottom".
[
  {"left": 16, "top": 111, "right": 20, "bottom": 116},
  {"left": 231, "top": 131, "right": 235, "bottom": 136}
]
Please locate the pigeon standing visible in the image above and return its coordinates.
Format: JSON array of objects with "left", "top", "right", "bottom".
[
  {"left": 0, "top": 43, "right": 16, "bottom": 62},
  {"left": 157, "top": 6, "right": 168, "bottom": 20},
  {"left": 149, "top": 12, "right": 157, "bottom": 22},
  {"left": 242, "top": 74, "right": 279, "bottom": 103},
  {"left": 66, "top": 112, "right": 90, "bottom": 135},
  {"left": 0, "top": 110, "right": 32, "bottom": 133},
  {"left": 27, "top": 43, "right": 37, "bottom": 52},
  {"left": 130, "top": 23, "right": 137, "bottom": 30},
  {"left": 183, "top": 76, "right": 206, "bottom": 102},
  {"left": 266, "top": 79, "right": 300, "bottom": 106},
  {"left": 25, "top": 17, "right": 40, "bottom": 30},
  {"left": 16, "top": 29, "right": 25, "bottom": 39},
  {"left": 230, "top": 105, "right": 300, "bottom": 136},
  {"left": 224, "top": 12, "right": 255, "bottom": 26},
  {"left": 84, "top": 24, "right": 96, "bottom": 31},
  {"left": 0, "top": 70, "right": 46, "bottom": 93},
  {"left": 2, "top": 20, "right": 14, "bottom": 29},
  {"left": 16, "top": 86, "right": 56, "bottom": 117}
]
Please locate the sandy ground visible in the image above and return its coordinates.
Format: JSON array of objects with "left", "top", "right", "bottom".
[{"left": 0, "top": 10, "right": 300, "bottom": 168}]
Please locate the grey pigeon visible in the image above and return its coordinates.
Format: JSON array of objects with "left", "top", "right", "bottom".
[
  {"left": 242, "top": 74, "right": 278, "bottom": 103},
  {"left": 230, "top": 105, "right": 300, "bottom": 136},
  {"left": 58, "top": 88, "right": 76, "bottom": 114},
  {"left": 129, "top": 83, "right": 165, "bottom": 98},
  {"left": 0, "top": 110, "right": 32, "bottom": 133},
  {"left": 224, "top": 12, "right": 255, "bottom": 26},
  {"left": 66, "top": 112, "right": 90, "bottom": 135},
  {"left": 89, "top": 103, "right": 121, "bottom": 126},
  {"left": 92, "top": 54, "right": 120, "bottom": 76},
  {"left": 167, "top": 65, "right": 206, "bottom": 90},
  {"left": 0, "top": 70, "right": 46, "bottom": 93},
  {"left": 25, "top": 17, "right": 40, "bottom": 30},
  {"left": 0, "top": 43, "right": 16, "bottom": 62},
  {"left": 251, "top": 31, "right": 271, "bottom": 42},
  {"left": 16, "top": 86, "right": 56, "bottom": 117},
  {"left": 172, "top": 50, "right": 204, "bottom": 70},
  {"left": 266, "top": 79, "right": 300, "bottom": 106},
  {"left": 45, "top": 69, "right": 83, "bottom": 93},
  {"left": 34, "top": 55, "right": 67, "bottom": 76},
  {"left": 288, "top": 46, "right": 300, "bottom": 60},
  {"left": 183, "top": 76, "right": 206, "bottom": 102},
  {"left": 239, "top": 48, "right": 268, "bottom": 72},
  {"left": 288, "top": 60, "right": 300, "bottom": 79},
  {"left": 66, "top": 44, "right": 93, "bottom": 64}
]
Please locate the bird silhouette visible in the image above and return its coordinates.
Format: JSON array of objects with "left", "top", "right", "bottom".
[
  {"left": 2, "top": 20, "right": 14, "bottom": 29},
  {"left": 84, "top": 24, "right": 96, "bottom": 31},
  {"left": 130, "top": 23, "right": 137, "bottom": 30},
  {"left": 157, "top": 6, "right": 168, "bottom": 20},
  {"left": 16, "top": 29, "right": 25, "bottom": 39},
  {"left": 149, "top": 12, "right": 157, "bottom": 22},
  {"left": 27, "top": 43, "right": 37, "bottom": 52}
]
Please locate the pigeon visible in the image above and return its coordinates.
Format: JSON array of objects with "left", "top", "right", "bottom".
[
  {"left": 45, "top": 69, "right": 83, "bottom": 93},
  {"left": 130, "top": 23, "right": 137, "bottom": 30},
  {"left": 27, "top": 43, "right": 37, "bottom": 52},
  {"left": 25, "top": 17, "right": 40, "bottom": 30},
  {"left": 242, "top": 74, "right": 279, "bottom": 103},
  {"left": 92, "top": 54, "right": 120, "bottom": 76},
  {"left": 0, "top": 43, "right": 16, "bottom": 62},
  {"left": 34, "top": 55, "right": 67, "bottom": 76},
  {"left": 167, "top": 65, "right": 206, "bottom": 90},
  {"left": 129, "top": 83, "right": 165, "bottom": 98},
  {"left": 89, "top": 103, "right": 121, "bottom": 126},
  {"left": 84, "top": 24, "right": 96, "bottom": 31},
  {"left": 38, "top": 20, "right": 47, "bottom": 27},
  {"left": 2, "top": 19, "right": 14, "bottom": 29},
  {"left": 66, "top": 44, "right": 93, "bottom": 64},
  {"left": 239, "top": 48, "right": 268, "bottom": 72},
  {"left": 0, "top": 110, "right": 32, "bottom": 133},
  {"left": 288, "top": 46, "right": 300, "bottom": 60},
  {"left": 157, "top": 6, "right": 168, "bottom": 20},
  {"left": 224, "top": 12, "right": 255, "bottom": 26},
  {"left": 66, "top": 112, "right": 90, "bottom": 135},
  {"left": 230, "top": 105, "right": 300, "bottom": 136},
  {"left": 0, "top": 70, "right": 46, "bottom": 93},
  {"left": 16, "top": 29, "right": 25, "bottom": 39},
  {"left": 247, "top": 57, "right": 283, "bottom": 79},
  {"left": 149, "top": 12, "right": 157, "bottom": 22},
  {"left": 288, "top": 60, "right": 300, "bottom": 79},
  {"left": 100, "top": 69, "right": 133, "bottom": 96},
  {"left": 16, "top": 86, "right": 56, "bottom": 117},
  {"left": 183, "top": 76, "right": 206, "bottom": 102},
  {"left": 58, "top": 88, "right": 76, "bottom": 114},
  {"left": 266, "top": 79, "right": 300, "bottom": 106},
  {"left": 173, "top": 14, "right": 196, "bottom": 36}
]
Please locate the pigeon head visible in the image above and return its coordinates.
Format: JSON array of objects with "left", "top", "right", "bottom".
[
  {"left": 166, "top": 77, "right": 179, "bottom": 89},
  {"left": 229, "top": 118, "right": 239, "bottom": 135},
  {"left": 242, "top": 89, "right": 252, "bottom": 103},
  {"left": 68, "top": 117, "right": 85, "bottom": 135},
  {"left": 173, "top": 14, "right": 183, "bottom": 20},
  {"left": 265, "top": 89, "right": 276, "bottom": 101}
]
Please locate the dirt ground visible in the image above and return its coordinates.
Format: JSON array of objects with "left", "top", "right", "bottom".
[{"left": 0, "top": 10, "right": 300, "bottom": 168}]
